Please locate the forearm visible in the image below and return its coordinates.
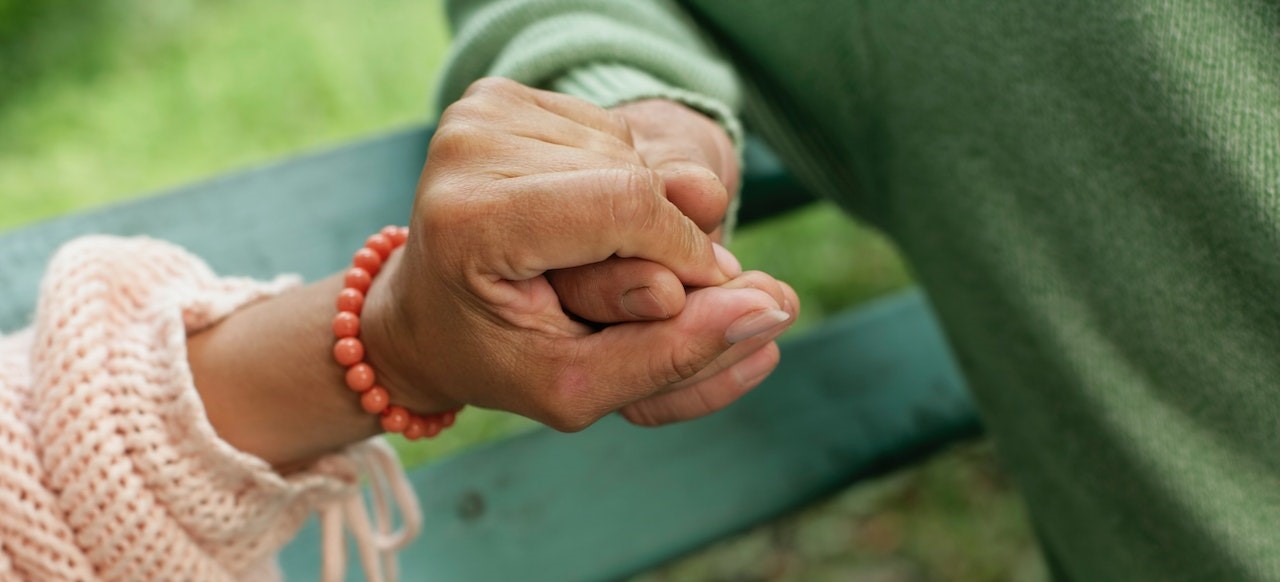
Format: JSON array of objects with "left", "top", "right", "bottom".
[{"left": 188, "top": 252, "right": 452, "bottom": 472}]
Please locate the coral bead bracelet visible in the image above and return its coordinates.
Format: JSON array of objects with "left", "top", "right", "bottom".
[{"left": 333, "top": 225, "right": 460, "bottom": 440}]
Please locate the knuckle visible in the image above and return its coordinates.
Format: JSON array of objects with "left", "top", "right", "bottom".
[
  {"left": 653, "top": 346, "right": 713, "bottom": 387},
  {"left": 463, "top": 76, "right": 522, "bottom": 98},
  {"left": 440, "top": 98, "right": 498, "bottom": 130},
  {"left": 586, "top": 131, "right": 643, "bottom": 165},
  {"left": 606, "top": 168, "right": 661, "bottom": 228},
  {"left": 604, "top": 109, "right": 636, "bottom": 145},
  {"left": 427, "top": 123, "right": 478, "bottom": 163},
  {"left": 737, "top": 270, "right": 777, "bottom": 288},
  {"left": 625, "top": 167, "right": 663, "bottom": 201},
  {"left": 724, "top": 270, "right": 785, "bottom": 302}
]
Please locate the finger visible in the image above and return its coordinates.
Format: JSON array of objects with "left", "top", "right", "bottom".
[
  {"left": 438, "top": 167, "right": 735, "bottom": 286},
  {"left": 434, "top": 130, "right": 641, "bottom": 179},
  {"left": 562, "top": 286, "right": 792, "bottom": 419},
  {"left": 547, "top": 257, "right": 686, "bottom": 323},
  {"left": 611, "top": 273, "right": 798, "bottom": 427},
  {"left": 631, "top": 130, "right": 729, "bottom": 232},
  {"left": 494, "top": 114, "right": 642, "bottom": 167},
  {"left": 524, "top": 85, "right": 635, "bottom": 146},
  {"left": 620, "top": 341, "right": 781, "bottom": 426},
  {"left": 615, "top": 99, "right": 740, "bottom": 229},
  {"left": 659, "top": 162, "right": 729, "bottom": 233},
  {"left": 547, "top": 246, "right": 744, "bottom": 325},
  {"left": 720, "top": 270, "right": 792, "bottom": 314},
  {"left": 628, "top": 133, "right": 733, "bottom": 232},
  {"left": 777, "top": 280, "right": 801, "bottom": 320},
  {"left": 450, "top": 78, "right": 640, "bottom": 165},
  {"left": 643, "top": 270, "right": 796, "bottom": 391}
]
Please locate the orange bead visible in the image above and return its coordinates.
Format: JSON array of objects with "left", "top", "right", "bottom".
[
  {"left": 403, "top": 417, "right": 428, "bottom": 440},
  {"left": 360, "top": 386, "right": 390, "bottom": 414},
  {"left": 423, "top": 415, "right": 443, "bottom": 438},
  {"left": 345, "top": 363, "right": 375, "bottom": 392},
  {"left": 440, "top": 410, "right": 457, "bottom": 428},
  {"left": 336, "top": 288, "right": 364, "bottom": 314},
  {"left": 380, "top": 225, "right": 400, "bottom": 242},
  {"left": 333, "top": 337, "right": 364, "bottom": 366},
  {"left": 394, "top": 227, "right": 409, "bottom": 247},
  {"left": 365, "top": 234, "right": 393, "bottom": 259},
  {"left": 332, "top": 312, "right": 360, "bottom": 338},
  {"left": 344, "top": 267, "right": 372, "bottom": 293},
  {"left": 381, "top": 406, "right": 410, "bottom": 433},
  {"left": 353, "top": 248, "right": 382, "bottom": 277}
]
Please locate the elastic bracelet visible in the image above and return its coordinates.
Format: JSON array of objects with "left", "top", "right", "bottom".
[{"left": 332, "top": 225, "right": 460, "bottom": 440}]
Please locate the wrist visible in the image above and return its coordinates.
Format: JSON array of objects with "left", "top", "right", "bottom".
[
  {"left": 361, "top": 249, "right": 462, "bottom": 416},
  {"left": 189, "top": 275, "right": 383, "bottom": 471}
]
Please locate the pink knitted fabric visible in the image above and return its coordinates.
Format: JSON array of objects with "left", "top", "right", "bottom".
[{"left": 0, "top": 236, "right": 409, "bottom": 581}]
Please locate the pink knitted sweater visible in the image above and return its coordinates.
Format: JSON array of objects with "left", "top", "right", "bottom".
[{"left": 0, "top": 237, "right": 417, "bottom": 581}]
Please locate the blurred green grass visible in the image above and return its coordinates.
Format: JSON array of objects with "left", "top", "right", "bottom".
[
  {"left": 0, "top": 0, "right": 450, "bottom": 230},
  {"left": 0, "top": 1, "right": 1041, "bottom": 579}
]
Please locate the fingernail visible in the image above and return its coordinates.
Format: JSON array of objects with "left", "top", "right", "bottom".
[
  {"left": 622, "top": 287, "right": 669, "bottom": 319},
  {"left": 725, "top": 309, "right": 791, "bottom": 344},
  {"left": 713, "top": 243, "right": 742, "bottom": 277}
]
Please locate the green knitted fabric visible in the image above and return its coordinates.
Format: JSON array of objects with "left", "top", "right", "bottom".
[{"left": 438, "top": 1, "right": 1280, "bottom": 580}]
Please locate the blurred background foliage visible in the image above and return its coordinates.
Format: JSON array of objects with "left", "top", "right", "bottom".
[{"left": 0, "top": 1, "right": 1044, "bottom": 579}]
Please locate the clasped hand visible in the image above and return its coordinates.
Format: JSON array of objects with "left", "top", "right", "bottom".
[{"left": 364, "top": 78, "right": 799, "bottom": 431}]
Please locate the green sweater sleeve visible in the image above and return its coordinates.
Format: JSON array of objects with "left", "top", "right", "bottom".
[
  {"left": 438, "top": 0, "right": 743, "bottom": 146},
  {"left": 438, "top": 0, "right": 747, "bottom": 232}
]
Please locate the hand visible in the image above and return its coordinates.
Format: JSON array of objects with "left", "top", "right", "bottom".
[
  {"left": 539, "top": 97, "right": 793, "bottom": 426},
  {"left": 548, "top": 98, "right": 739, "bottom": 323},
  {"left": 362, "top": 79, "right": 794, "bottom": 431}
]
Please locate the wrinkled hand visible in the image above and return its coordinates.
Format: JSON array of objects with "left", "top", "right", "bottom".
[
  {"left": 548, "top": 99, "right": 740, "bottom": 323},
  {"left": 362, "top": 79, "right": 796, "bottom": 430},
  {"left": 541, "top": 97, "right": 797, "bottom": 426}
]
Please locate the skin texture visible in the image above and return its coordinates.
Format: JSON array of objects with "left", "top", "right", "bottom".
[
  {"left": 188, "top": 79, "right": 799, "bottom": 470},
  {"left": 548, "top": 98, "right": 741, "bottom": 323}
]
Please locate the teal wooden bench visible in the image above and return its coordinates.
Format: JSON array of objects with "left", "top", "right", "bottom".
[{"left": 0, "top": 126, "right": 981, "bottom": 581}]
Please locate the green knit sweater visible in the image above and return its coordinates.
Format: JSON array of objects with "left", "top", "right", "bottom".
[{"left": 437, "top": 2, "right": 1280, "bottom": 580}]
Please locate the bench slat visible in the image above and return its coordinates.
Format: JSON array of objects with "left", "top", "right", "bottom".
[
  {"left": 0, "top": 124, "right": 978, "bottom": 581},
  {"left": 279, "top": 290, "right": 979, "bottom": 581},
  {"left": 0, "top": 126, "right": 427, "bottom": 331}
]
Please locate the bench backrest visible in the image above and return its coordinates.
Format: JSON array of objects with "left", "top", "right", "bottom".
[{"left": 0, "top": 126, "right": 979, "bottom": 581}]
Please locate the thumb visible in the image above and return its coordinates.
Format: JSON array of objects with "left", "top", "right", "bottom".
[
  {"left": 572, "top": 286, "right": 791, "bottom": 413},
  {"left": 655, "top": 160, "right": 730, "bottom": 233}
]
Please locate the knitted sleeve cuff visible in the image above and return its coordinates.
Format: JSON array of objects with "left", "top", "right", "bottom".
[
  {"left": 552, "top": 62, "right": 744, "bottom": 152},
  {"left": 28, "top": 236, "right": 373, "bottom": 579},
  {"left": 440, "top": 1, "right": 742, "bottom": 107}
]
